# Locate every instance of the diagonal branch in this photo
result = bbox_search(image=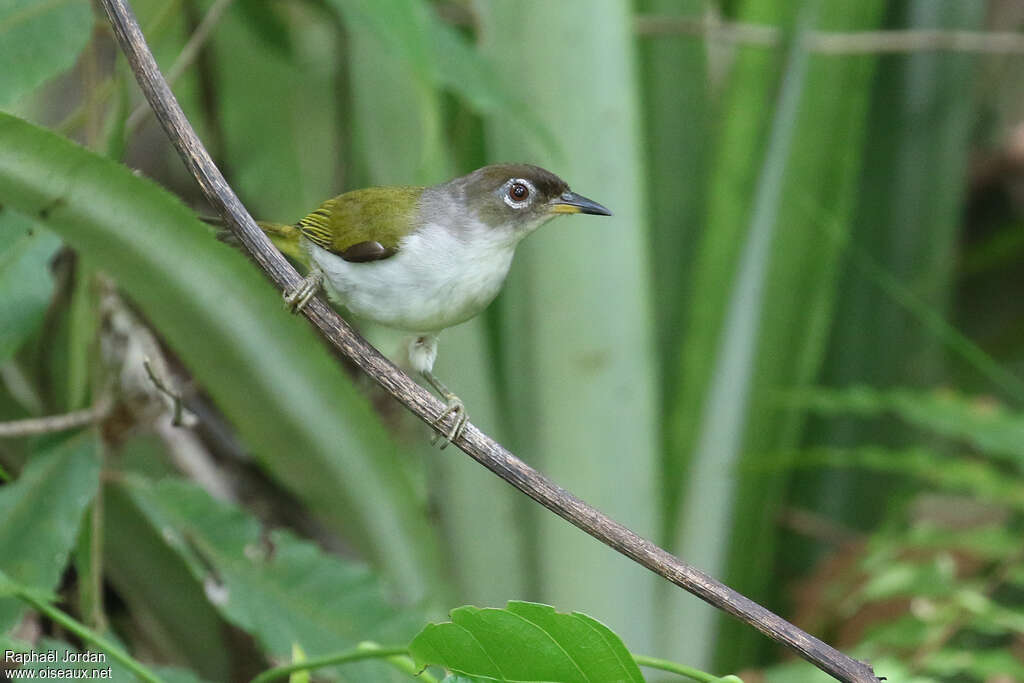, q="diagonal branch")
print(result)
[96,1,881,681]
